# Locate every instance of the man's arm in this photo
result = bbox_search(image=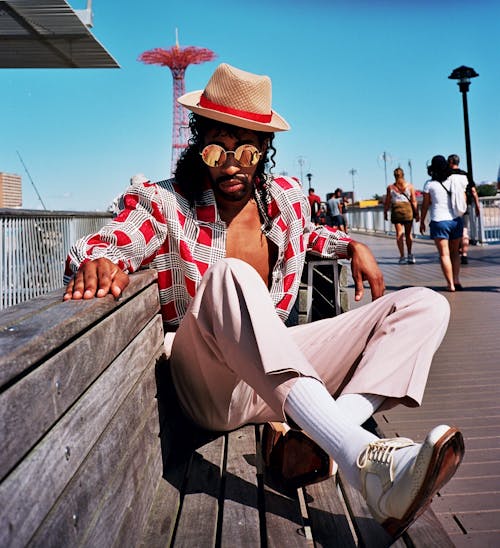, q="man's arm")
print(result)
[419,193,431,235]
[471,185,480,217]
[64,180,167,301]
[347,241,385,302]
[383,186,391,221]
[303,192,384,301]
[410,185,420,222]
